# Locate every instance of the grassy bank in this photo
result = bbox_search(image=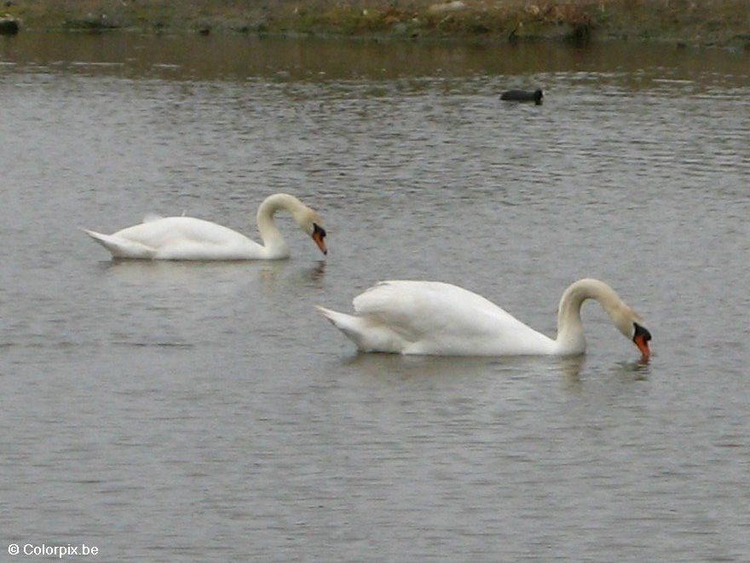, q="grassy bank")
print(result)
[2,0,750,47]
